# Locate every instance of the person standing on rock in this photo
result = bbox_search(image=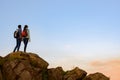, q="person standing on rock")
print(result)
[22,25,30,52]
[13,25,22,52]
